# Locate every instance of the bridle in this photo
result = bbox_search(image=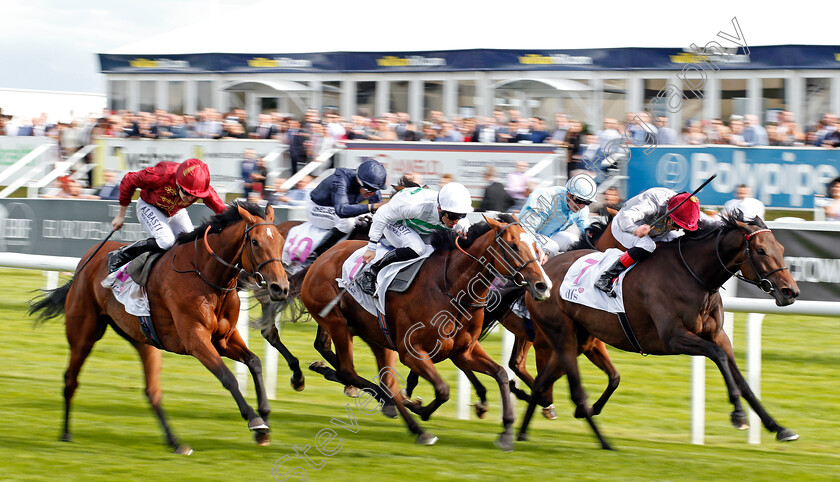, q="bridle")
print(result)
[678,226,788,294]
[717,228,789,294]
[451,221,540,288]
[173,221,283,292]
